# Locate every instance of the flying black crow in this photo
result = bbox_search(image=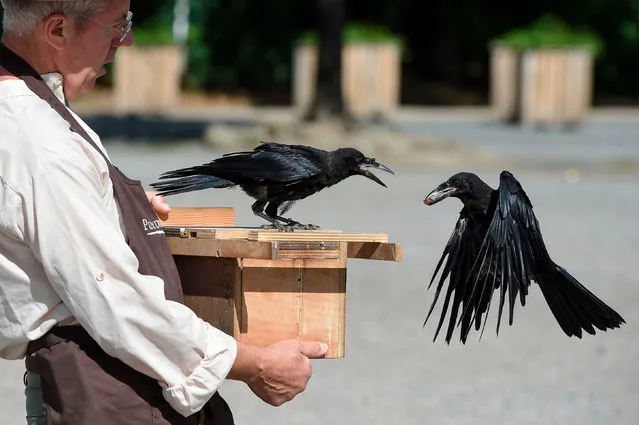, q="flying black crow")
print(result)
[422,170,625,343]
[151,141,394,231]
